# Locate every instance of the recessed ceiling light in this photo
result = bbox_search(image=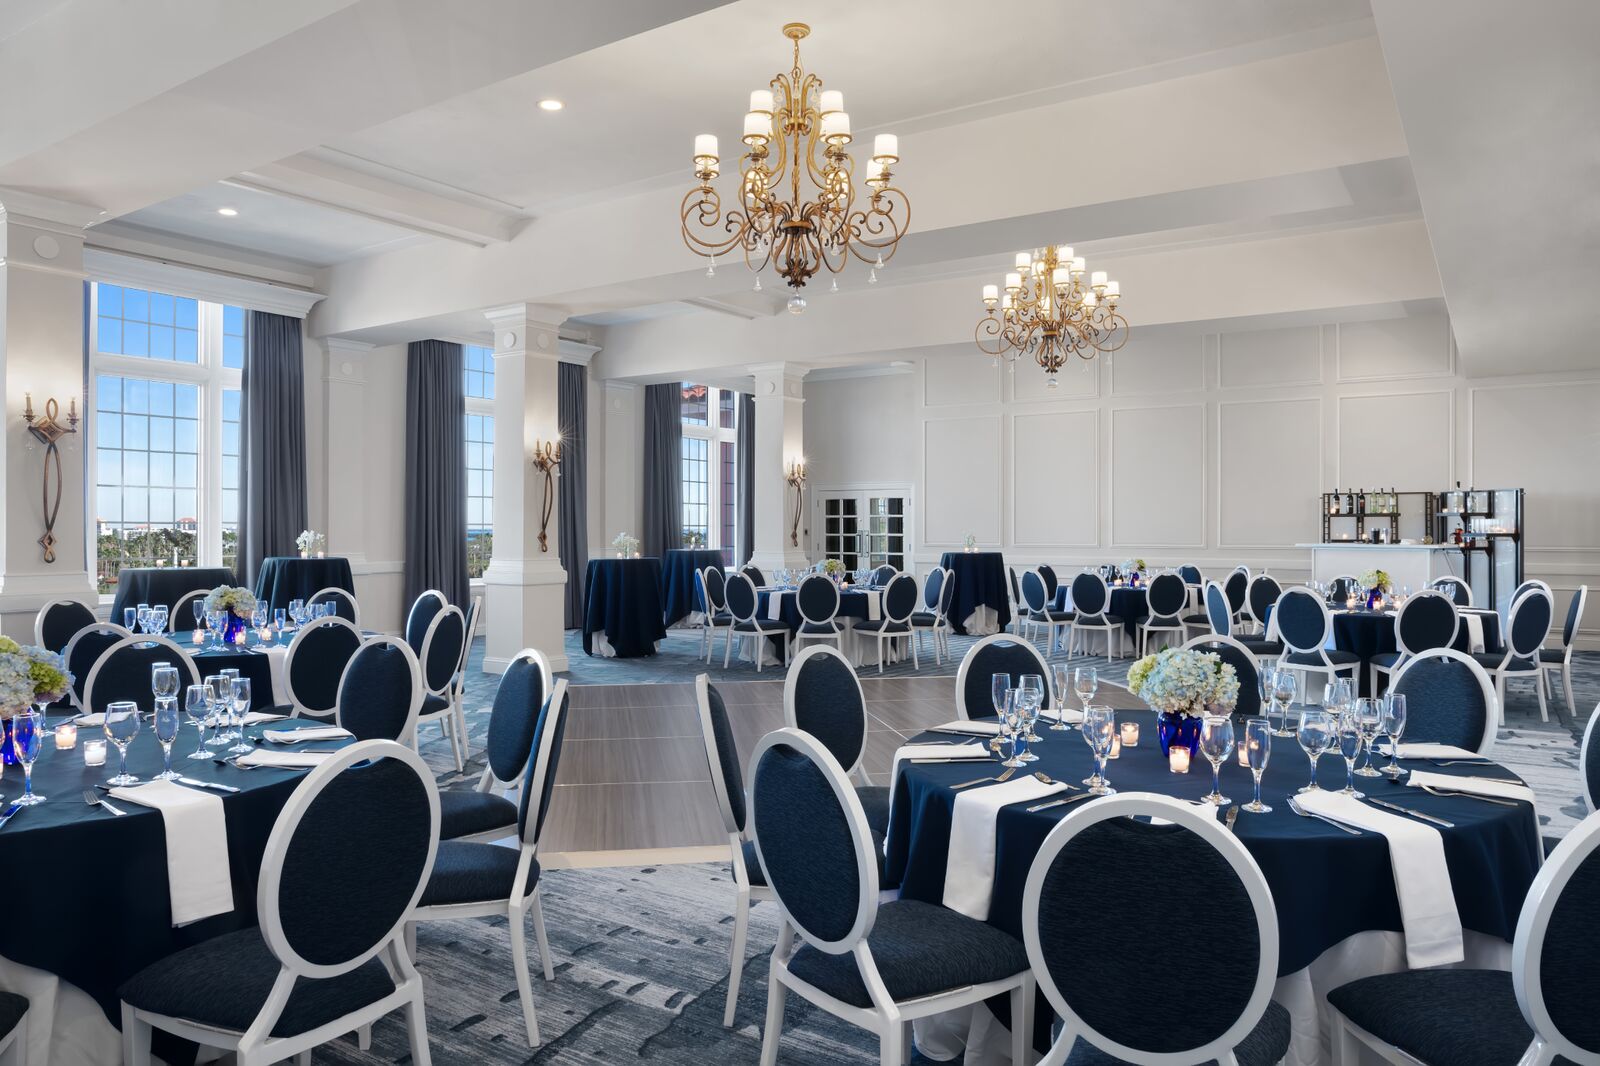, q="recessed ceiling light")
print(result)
[538,98,564,111]
[217,207,238,216]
